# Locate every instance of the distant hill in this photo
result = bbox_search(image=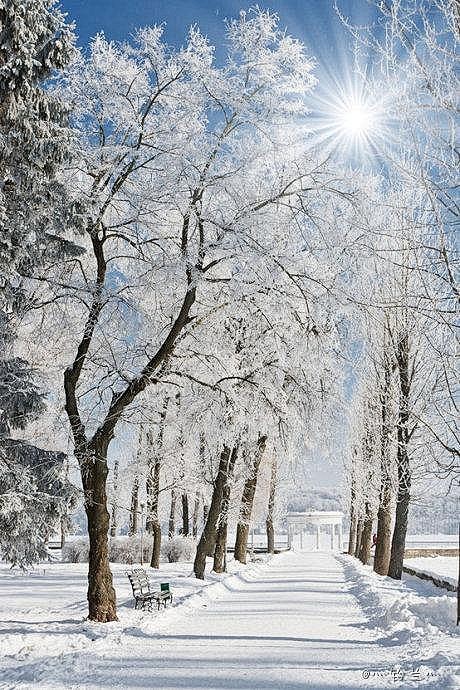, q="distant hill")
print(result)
[286,487,343,513]
[408,495,459,535]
